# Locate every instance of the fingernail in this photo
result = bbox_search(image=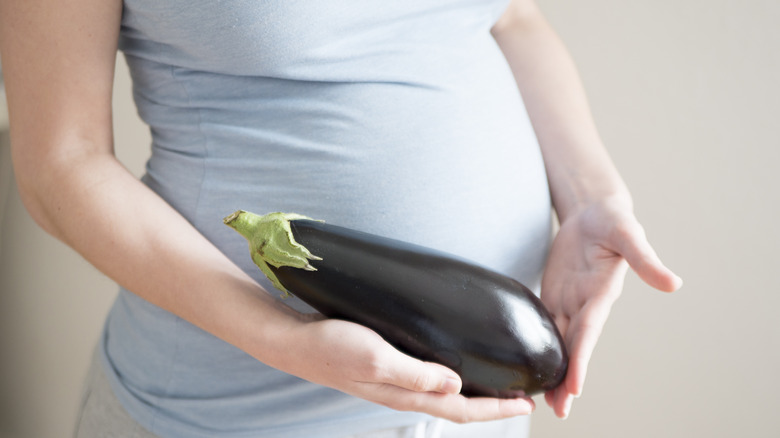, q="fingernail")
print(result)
[440,377,461,394]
